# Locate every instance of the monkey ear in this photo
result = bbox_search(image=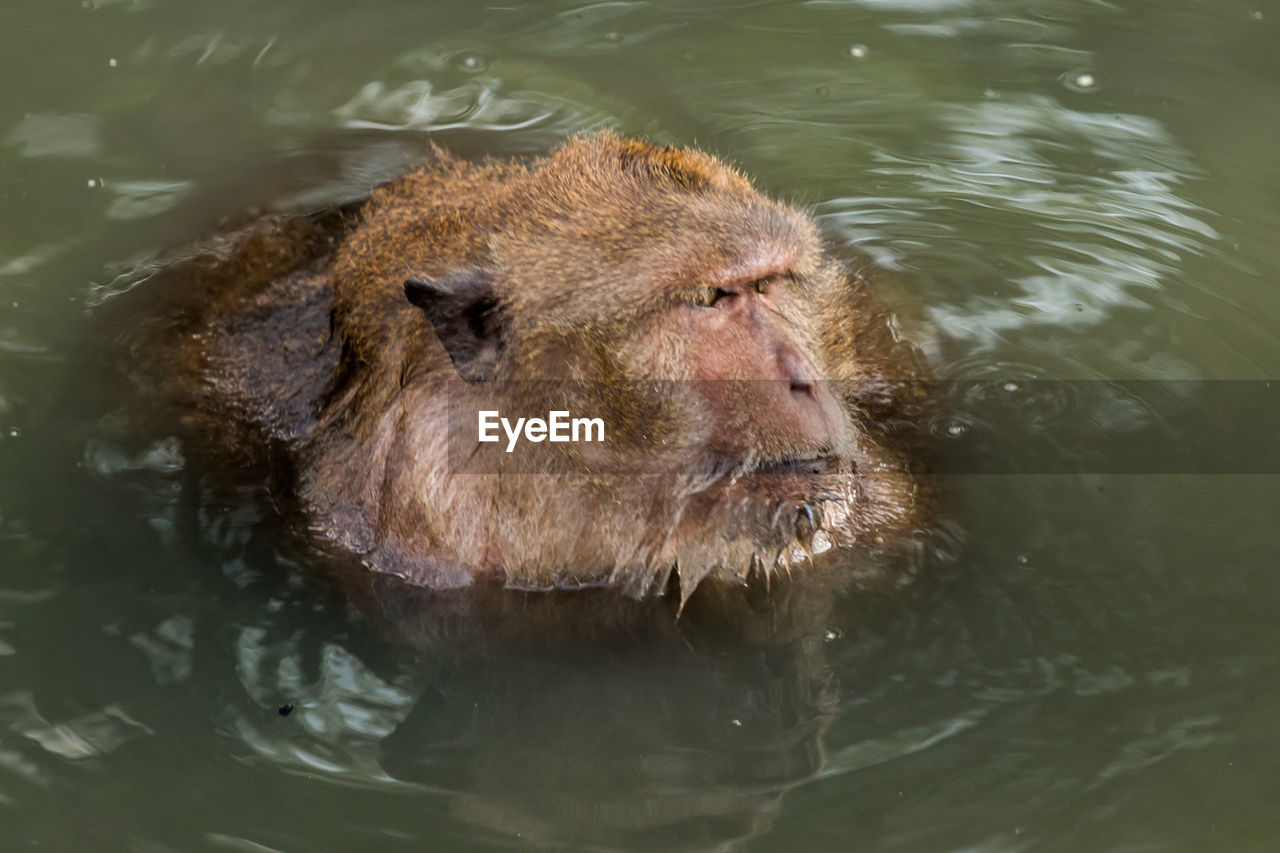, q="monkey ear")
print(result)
[404,271,505,383]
